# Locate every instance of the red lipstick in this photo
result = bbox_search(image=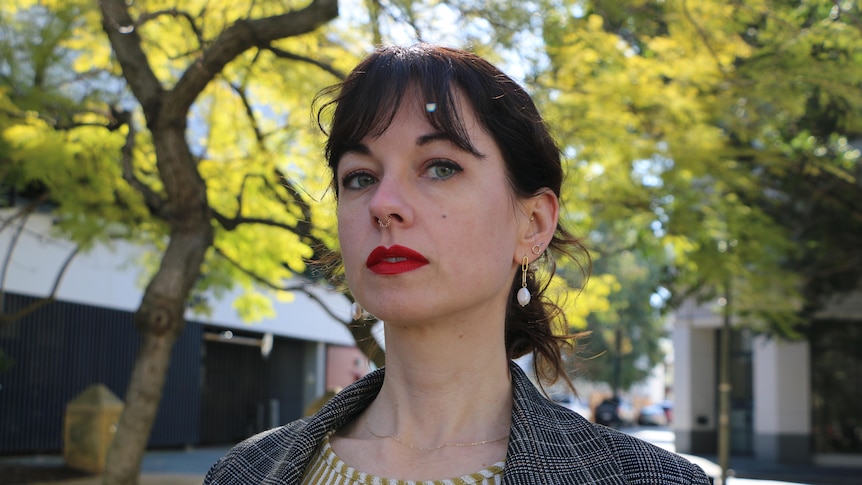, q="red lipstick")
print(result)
[366,245,429,275]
